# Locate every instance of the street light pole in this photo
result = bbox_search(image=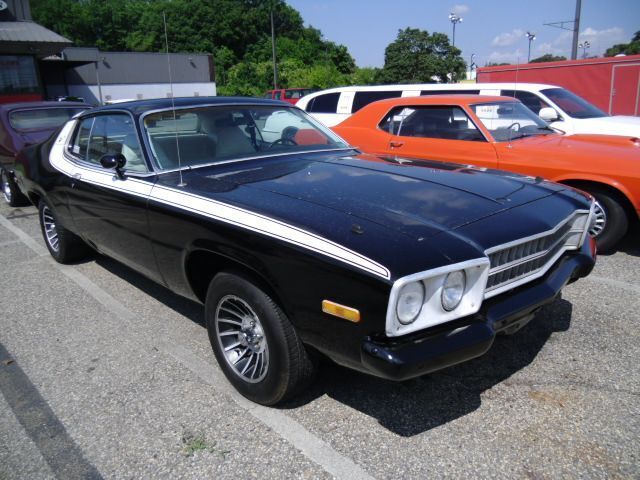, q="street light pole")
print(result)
[270,6,278,90]
[448,13,463,47]
[579,40,590,59]
[526,31,536,62]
